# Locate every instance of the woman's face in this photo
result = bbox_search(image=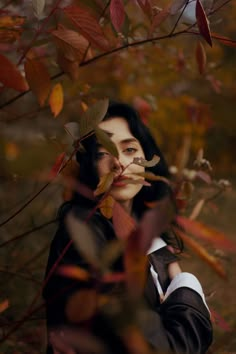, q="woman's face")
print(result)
[97,117,145,213]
